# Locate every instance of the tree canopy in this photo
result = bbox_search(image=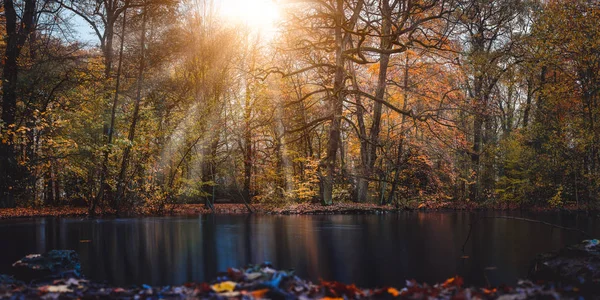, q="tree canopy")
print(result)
[0,0,598,212]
